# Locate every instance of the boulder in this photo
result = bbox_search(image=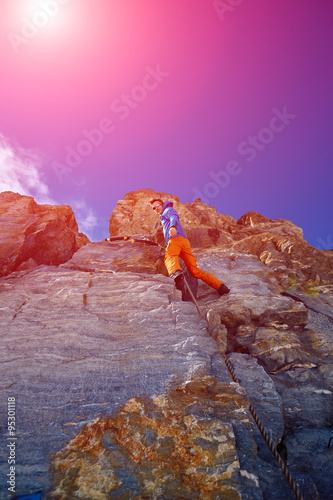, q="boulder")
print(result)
[0,191,90,277]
